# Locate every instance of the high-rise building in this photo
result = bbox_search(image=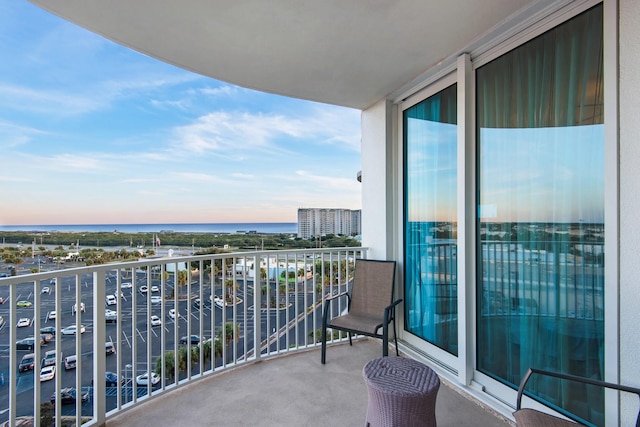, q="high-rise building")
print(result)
[297,208,361,239]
